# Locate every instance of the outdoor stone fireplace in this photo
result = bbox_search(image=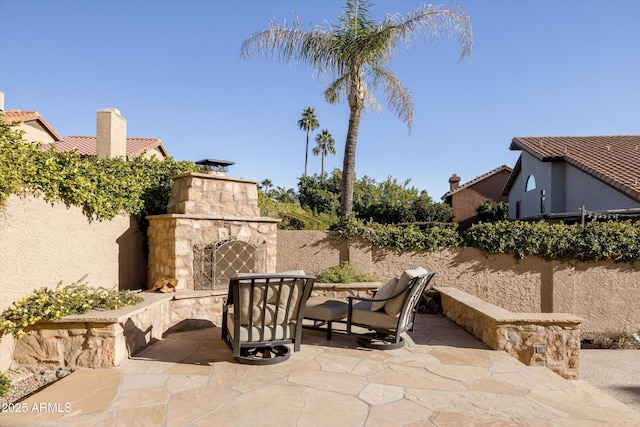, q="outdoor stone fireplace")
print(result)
[147,172,279,291]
